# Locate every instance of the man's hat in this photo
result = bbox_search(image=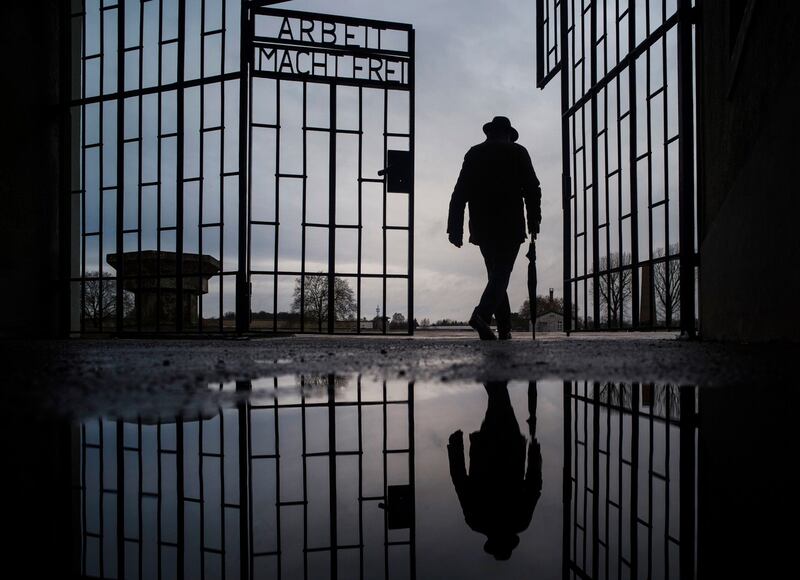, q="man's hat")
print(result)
[483,116,519,142]
[484,534,521,561]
